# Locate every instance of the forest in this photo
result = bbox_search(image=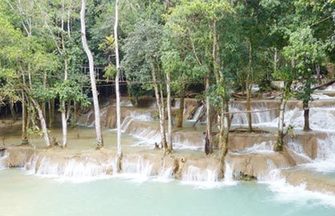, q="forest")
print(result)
[0,1,335,215]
